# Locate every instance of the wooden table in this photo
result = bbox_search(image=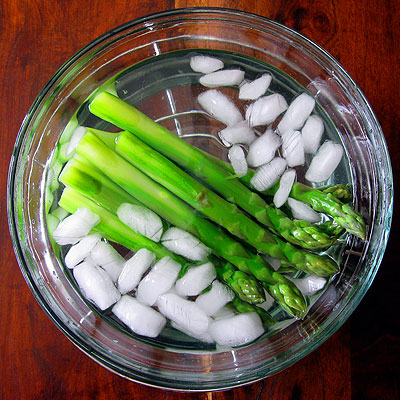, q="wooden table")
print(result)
[1,1,398,399]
